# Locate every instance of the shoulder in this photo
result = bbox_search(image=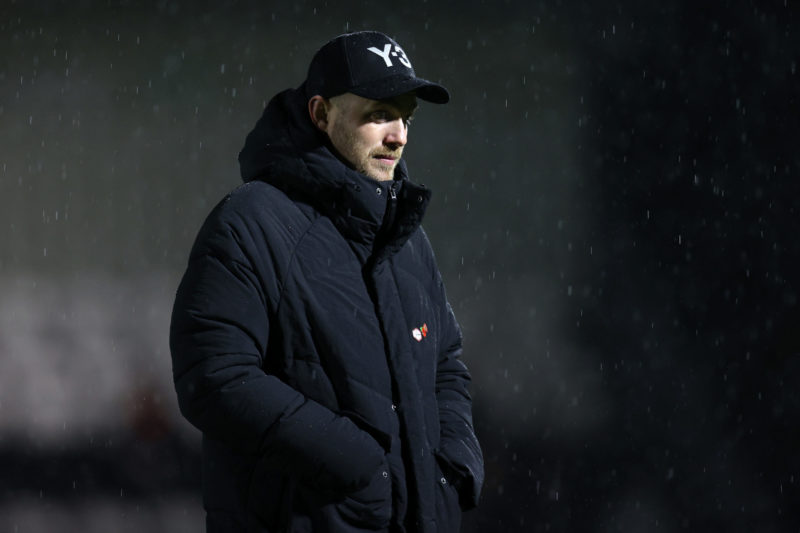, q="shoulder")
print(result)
[218,180,307,225]
[189,180,316,264]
